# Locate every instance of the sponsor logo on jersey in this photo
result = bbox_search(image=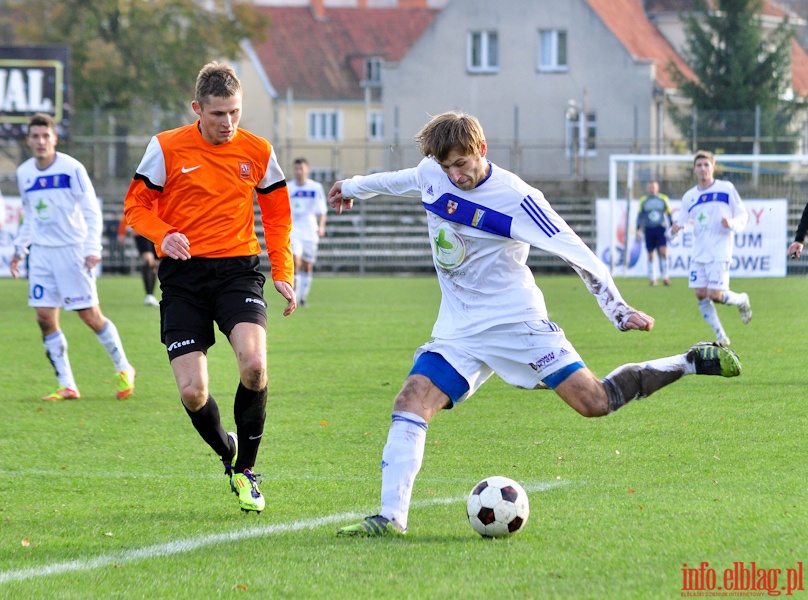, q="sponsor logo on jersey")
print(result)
[239,162,252,179]
[426,185,434,196]
[471,208,486,228]
[245,297,266,307]
[181,165,201,173]
[432,222,466,270]
[167,339,196,352]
